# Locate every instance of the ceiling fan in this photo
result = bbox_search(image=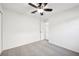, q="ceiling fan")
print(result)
[28,3,53,16]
